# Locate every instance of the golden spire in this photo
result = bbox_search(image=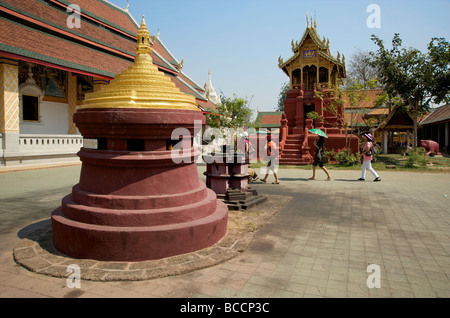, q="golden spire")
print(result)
[136,15,152,56]
[79,16,198,111]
